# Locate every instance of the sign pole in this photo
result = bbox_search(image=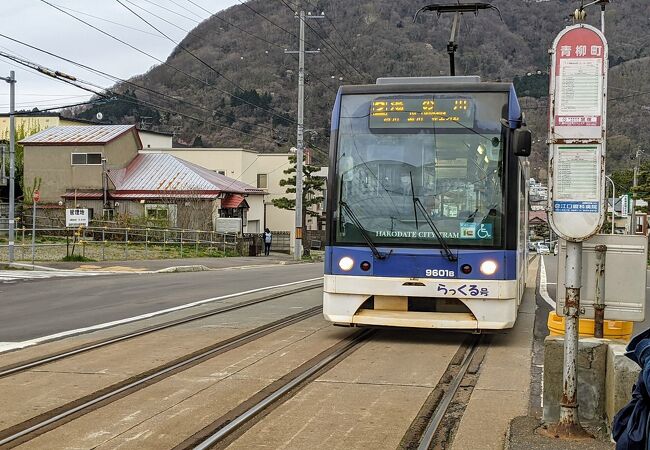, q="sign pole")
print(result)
[558,240,583,432]
[31,191,38,268]
[546,23,608,438]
